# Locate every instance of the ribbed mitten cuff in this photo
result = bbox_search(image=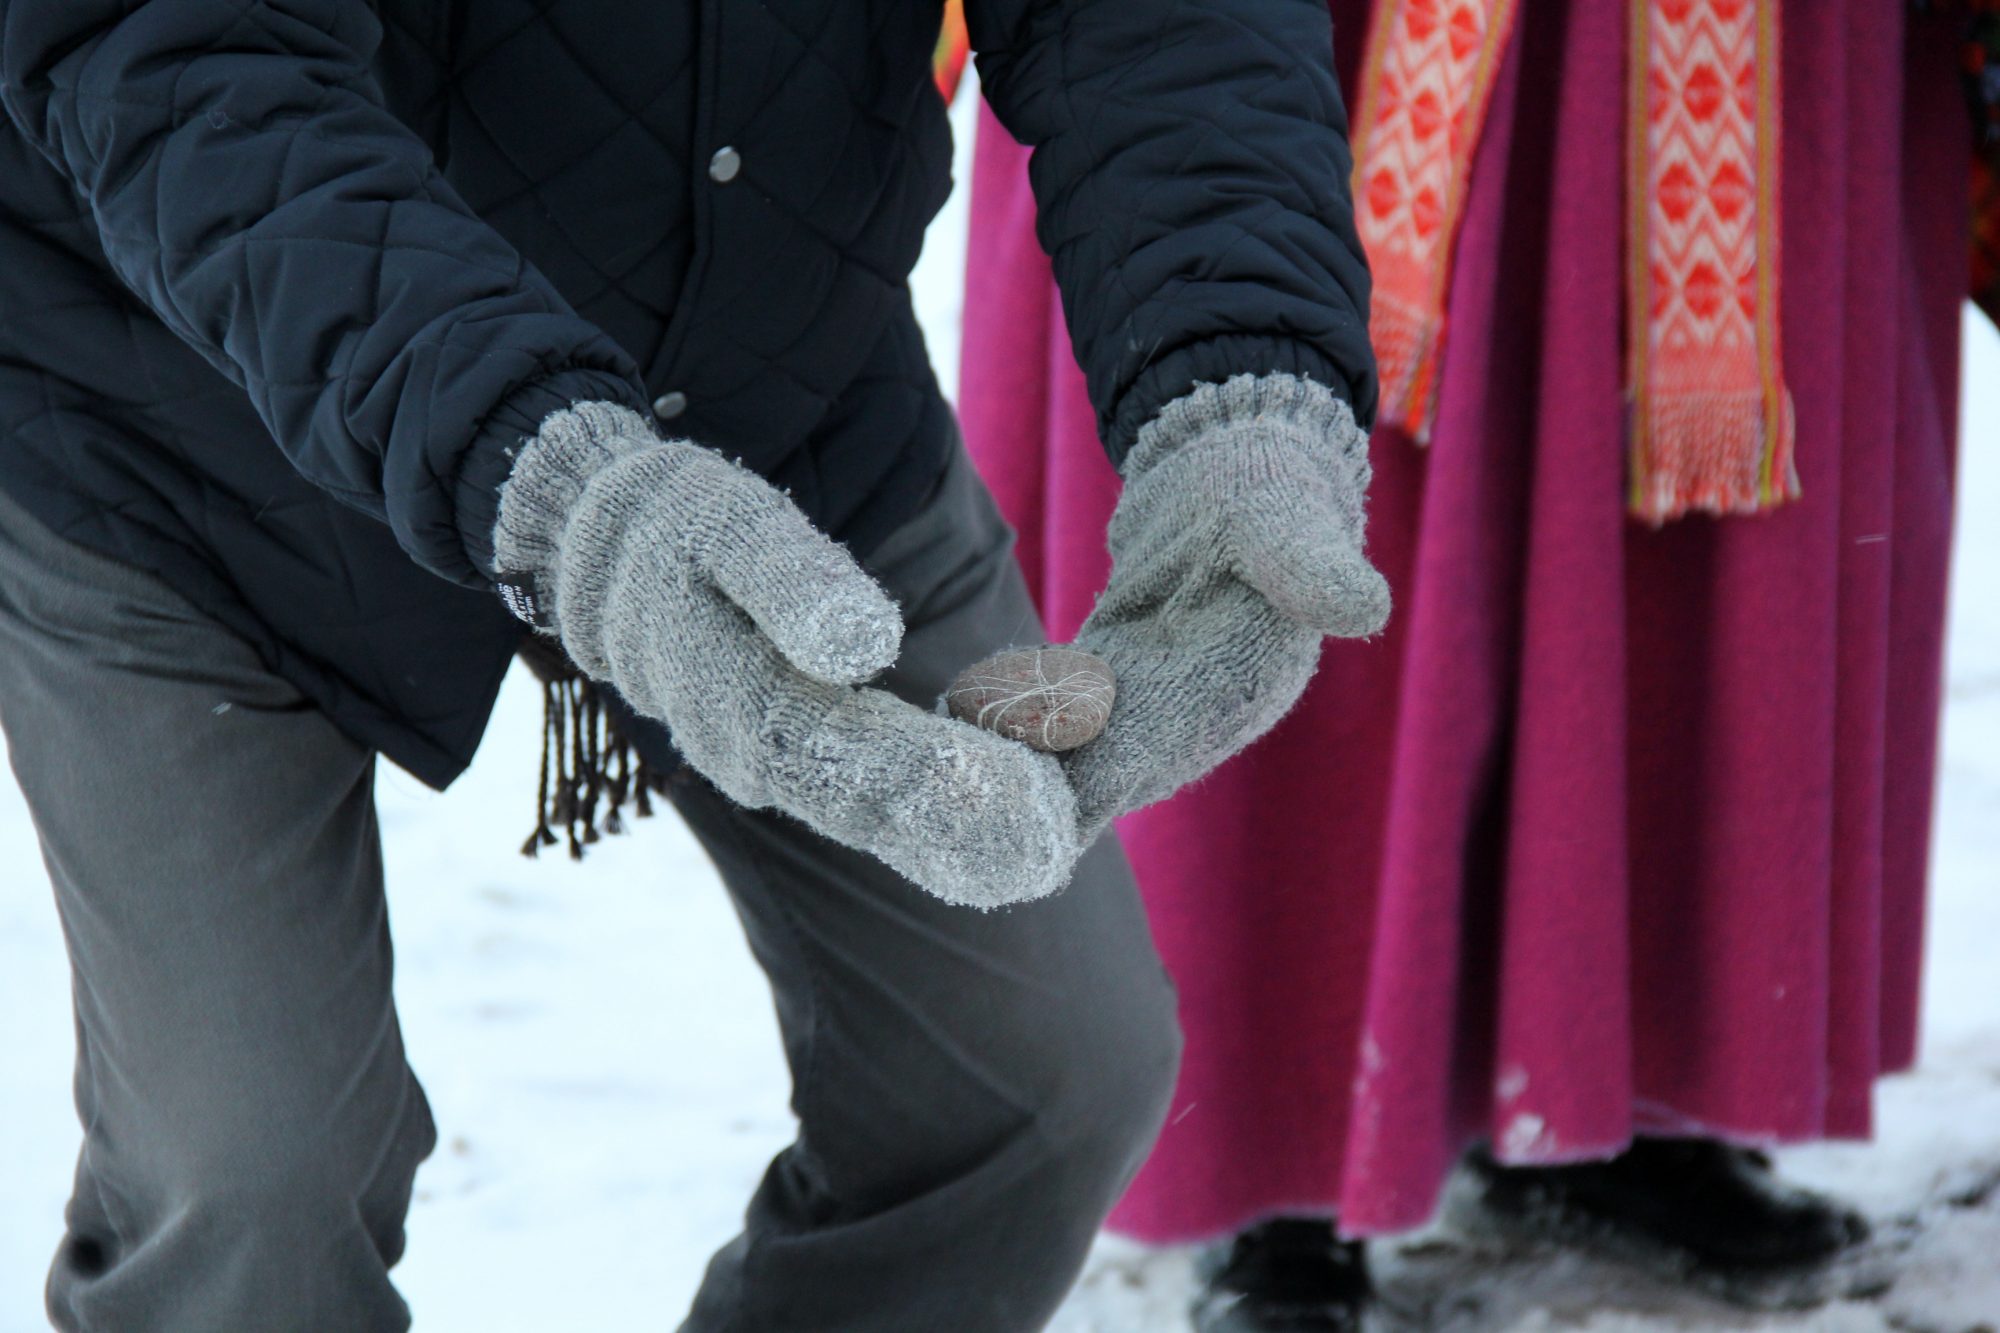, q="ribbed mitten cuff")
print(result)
[491,401,664,586]
[1125,372,1369,491]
